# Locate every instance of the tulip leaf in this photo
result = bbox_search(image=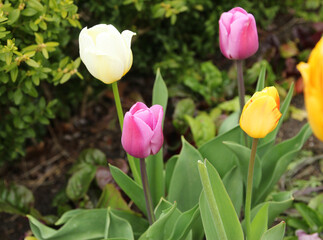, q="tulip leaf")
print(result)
[255,63,266,92]
[261,221,285,240]
[199,126,241,177]
[250,203,269,240]
[259,83,294,148]
[198,159,244,240]
[295,203,322,230]
[146,68,168,207]
[152,68,168,122]
[256,123,311,203]
[251,191,293,226]
[146,151,165,208]
[168,137,203,212]
[28,209,135,240]
[139,199,180,240]
[110,165,146,215]
[222,141,262,191]
[165,155,178,193]
[218,111,239,135]
[96,184,132,212]
[222,166,243,216]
